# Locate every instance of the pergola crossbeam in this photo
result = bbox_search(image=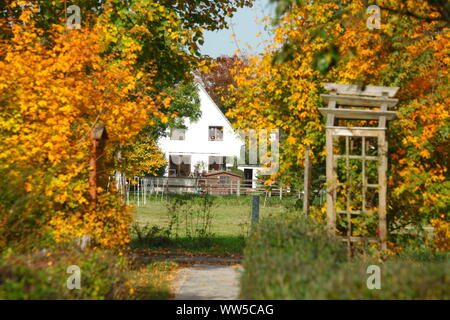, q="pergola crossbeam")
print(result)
[319,108,397,121]
[322,83,399,97]
[320,94,399,108]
